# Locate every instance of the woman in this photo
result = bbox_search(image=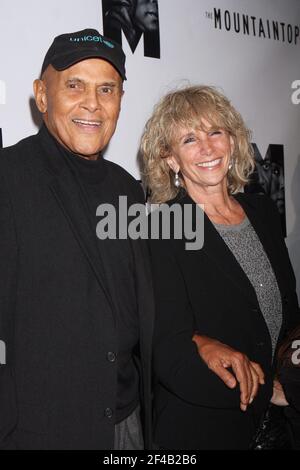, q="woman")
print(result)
[141,86,299,449]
